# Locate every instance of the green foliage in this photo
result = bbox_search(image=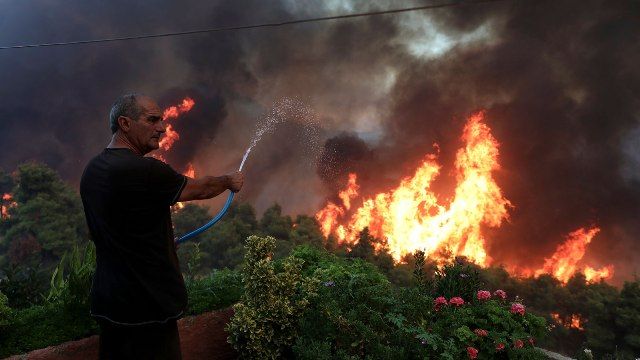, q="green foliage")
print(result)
[46,243,95,307]
[292,246,547,359]
[198,202,258,270]
[0,244,97,357]
[227,235,319,359]
[0,301,98,357]
[173,203,211,239]
[430,259,483,302]
[185,269,242,315]
[0,291,11,329]
[0,263,45,308]
[0,162,87,269]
